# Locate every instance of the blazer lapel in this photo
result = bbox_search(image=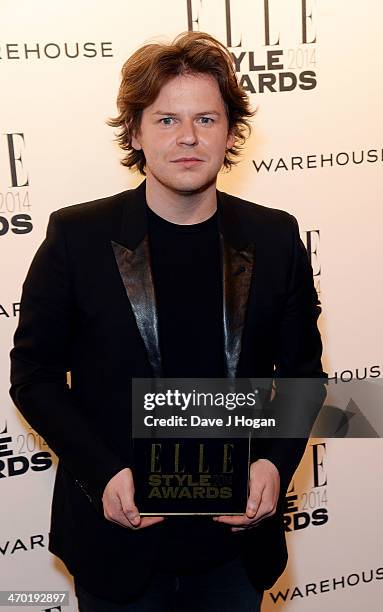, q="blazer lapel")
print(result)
[218,191,255,378]
[111,180,162,377]
[111,237,162,377]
